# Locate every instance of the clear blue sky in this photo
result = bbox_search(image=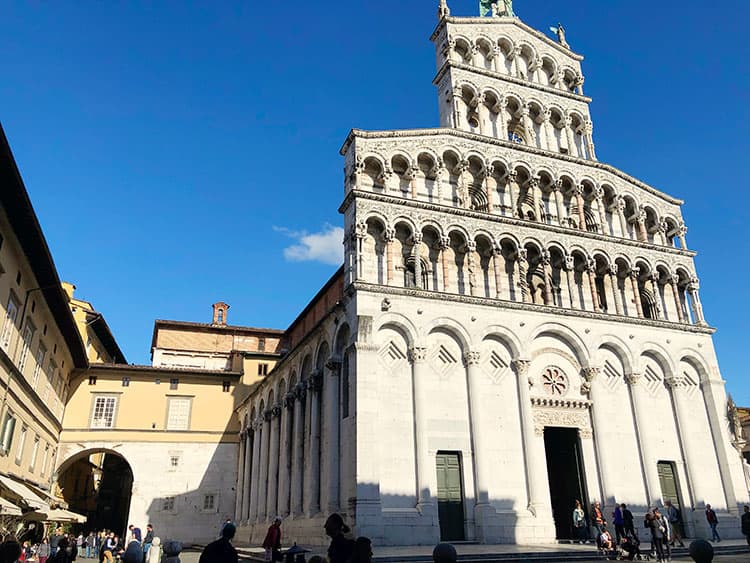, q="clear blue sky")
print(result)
[2,1,749,400]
